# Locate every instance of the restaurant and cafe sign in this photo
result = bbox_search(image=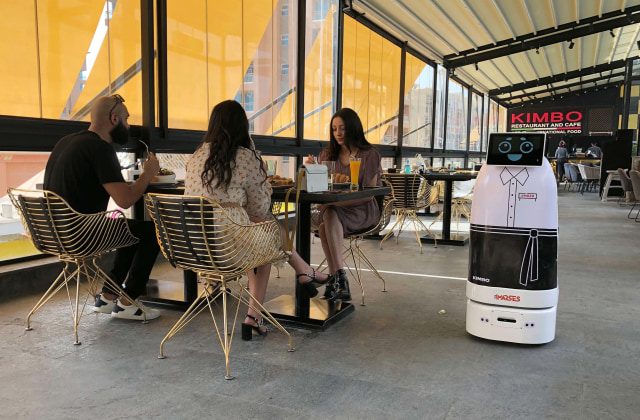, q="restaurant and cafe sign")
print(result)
[508,109,584,134]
